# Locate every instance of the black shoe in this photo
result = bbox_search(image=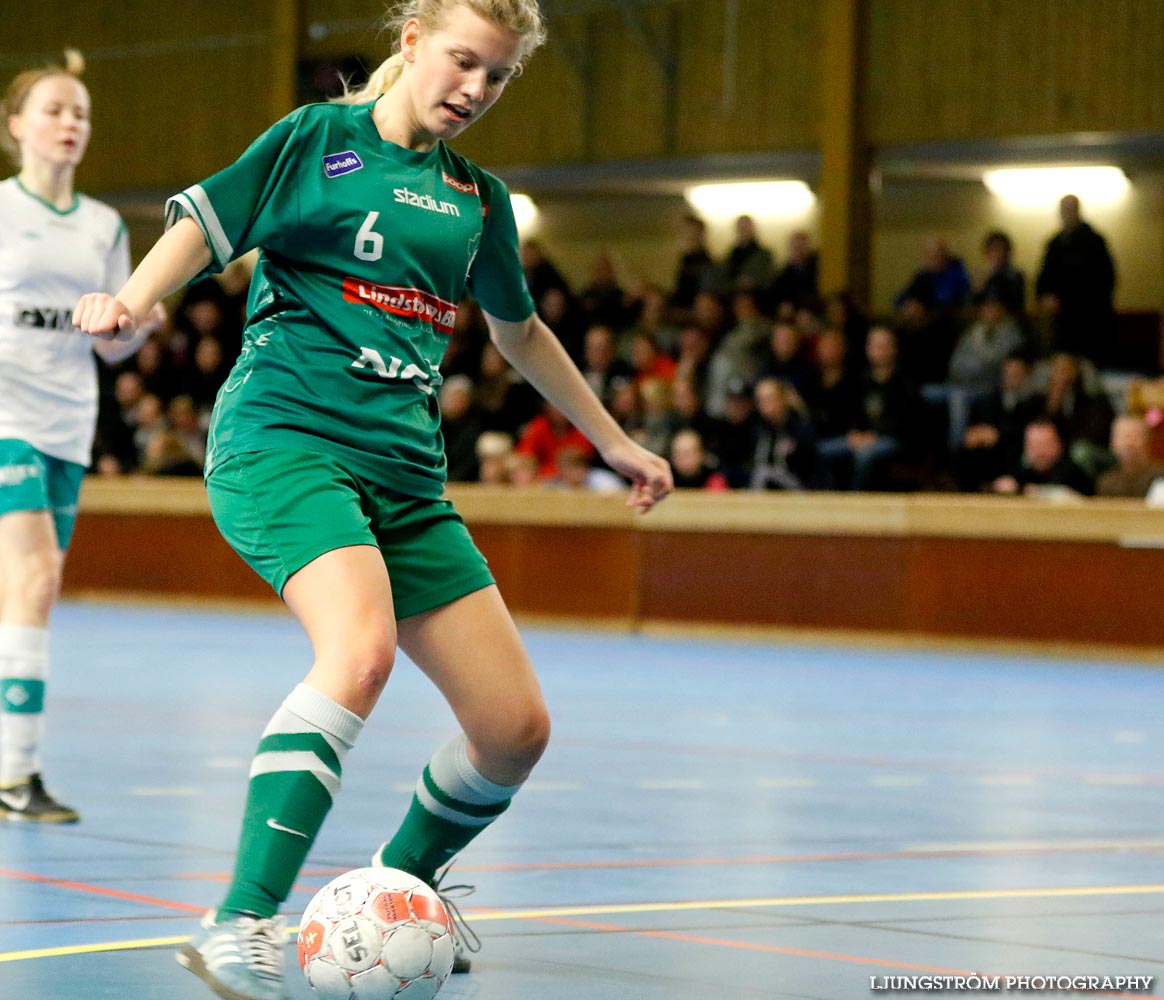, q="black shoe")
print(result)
[0,773,80,823]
